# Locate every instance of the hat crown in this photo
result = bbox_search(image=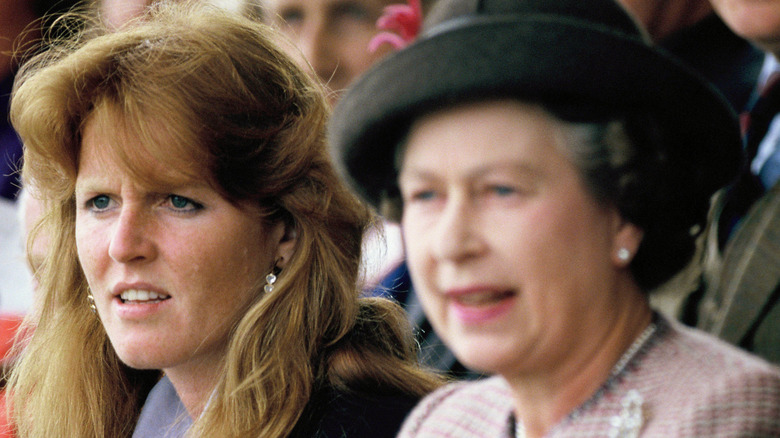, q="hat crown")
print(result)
[328,0,741,227]
[424,0,646,41]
